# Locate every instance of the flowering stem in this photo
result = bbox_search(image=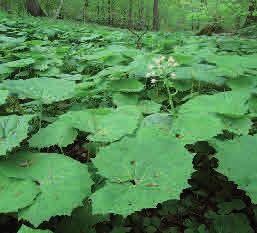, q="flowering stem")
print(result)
[166,84,175,113]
